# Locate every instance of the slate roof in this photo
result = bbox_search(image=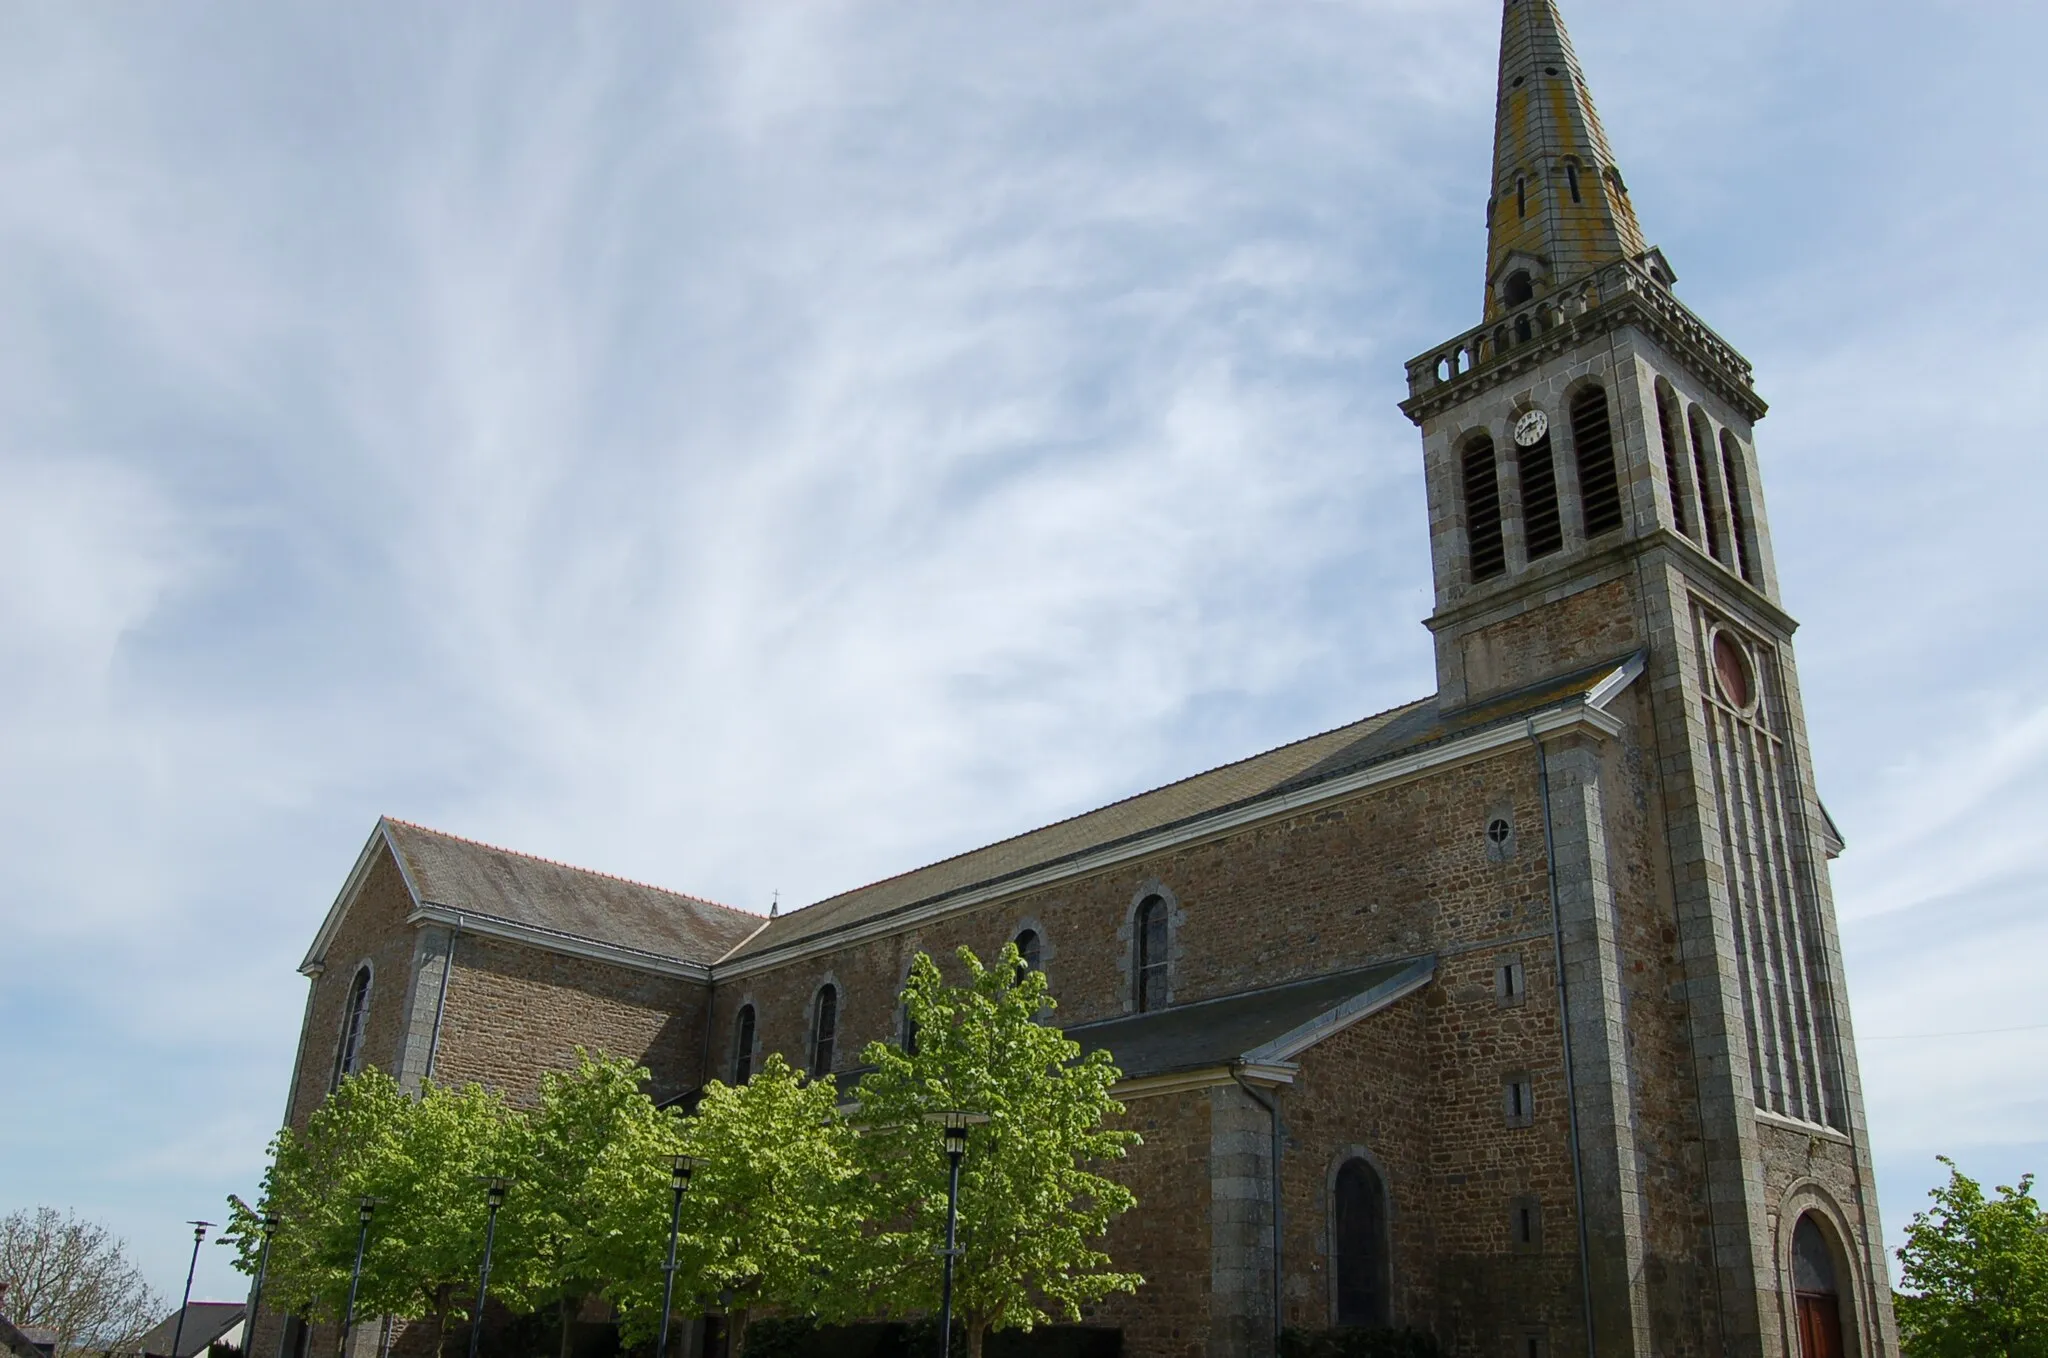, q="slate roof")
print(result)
[731,654,1638,960]
[1067,958,1431,1081]
[380,820,763,967]
[130,1303,244,1358]
[0,1317,51,1358]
